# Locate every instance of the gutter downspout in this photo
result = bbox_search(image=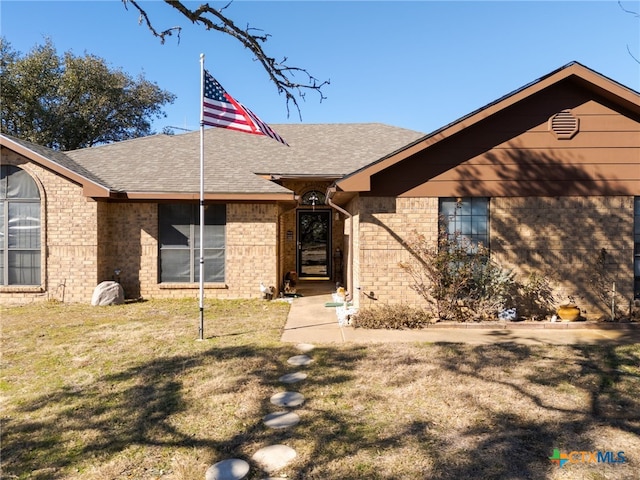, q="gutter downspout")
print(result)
[326,186,353,302]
